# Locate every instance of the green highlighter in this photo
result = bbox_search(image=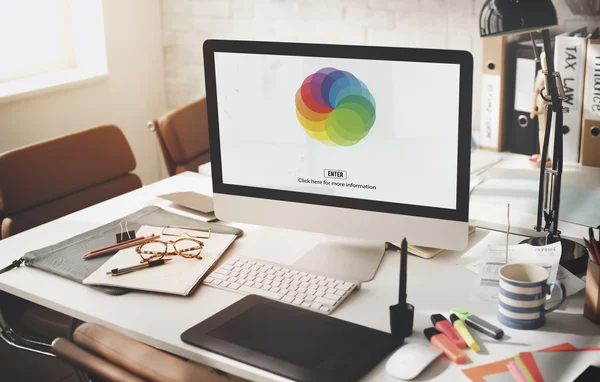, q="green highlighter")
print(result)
[450,308,504,339]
